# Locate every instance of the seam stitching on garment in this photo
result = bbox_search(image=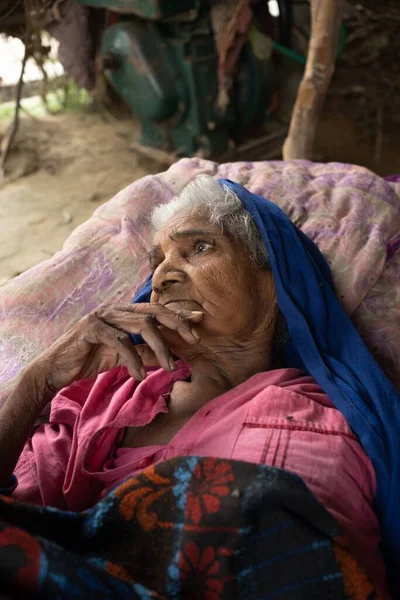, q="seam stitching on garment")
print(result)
[244,422,357,440]
[260,432,269,463]
[281,429,289,468]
